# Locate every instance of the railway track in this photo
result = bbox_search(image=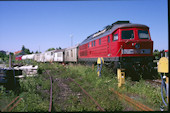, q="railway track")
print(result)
[146,79,161,86]
[46,70,104,112]
[49,75,53,112]
[69,78,105,111]
[45,68,158,112]
[1,96,23,112]
[110,88,153,111]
